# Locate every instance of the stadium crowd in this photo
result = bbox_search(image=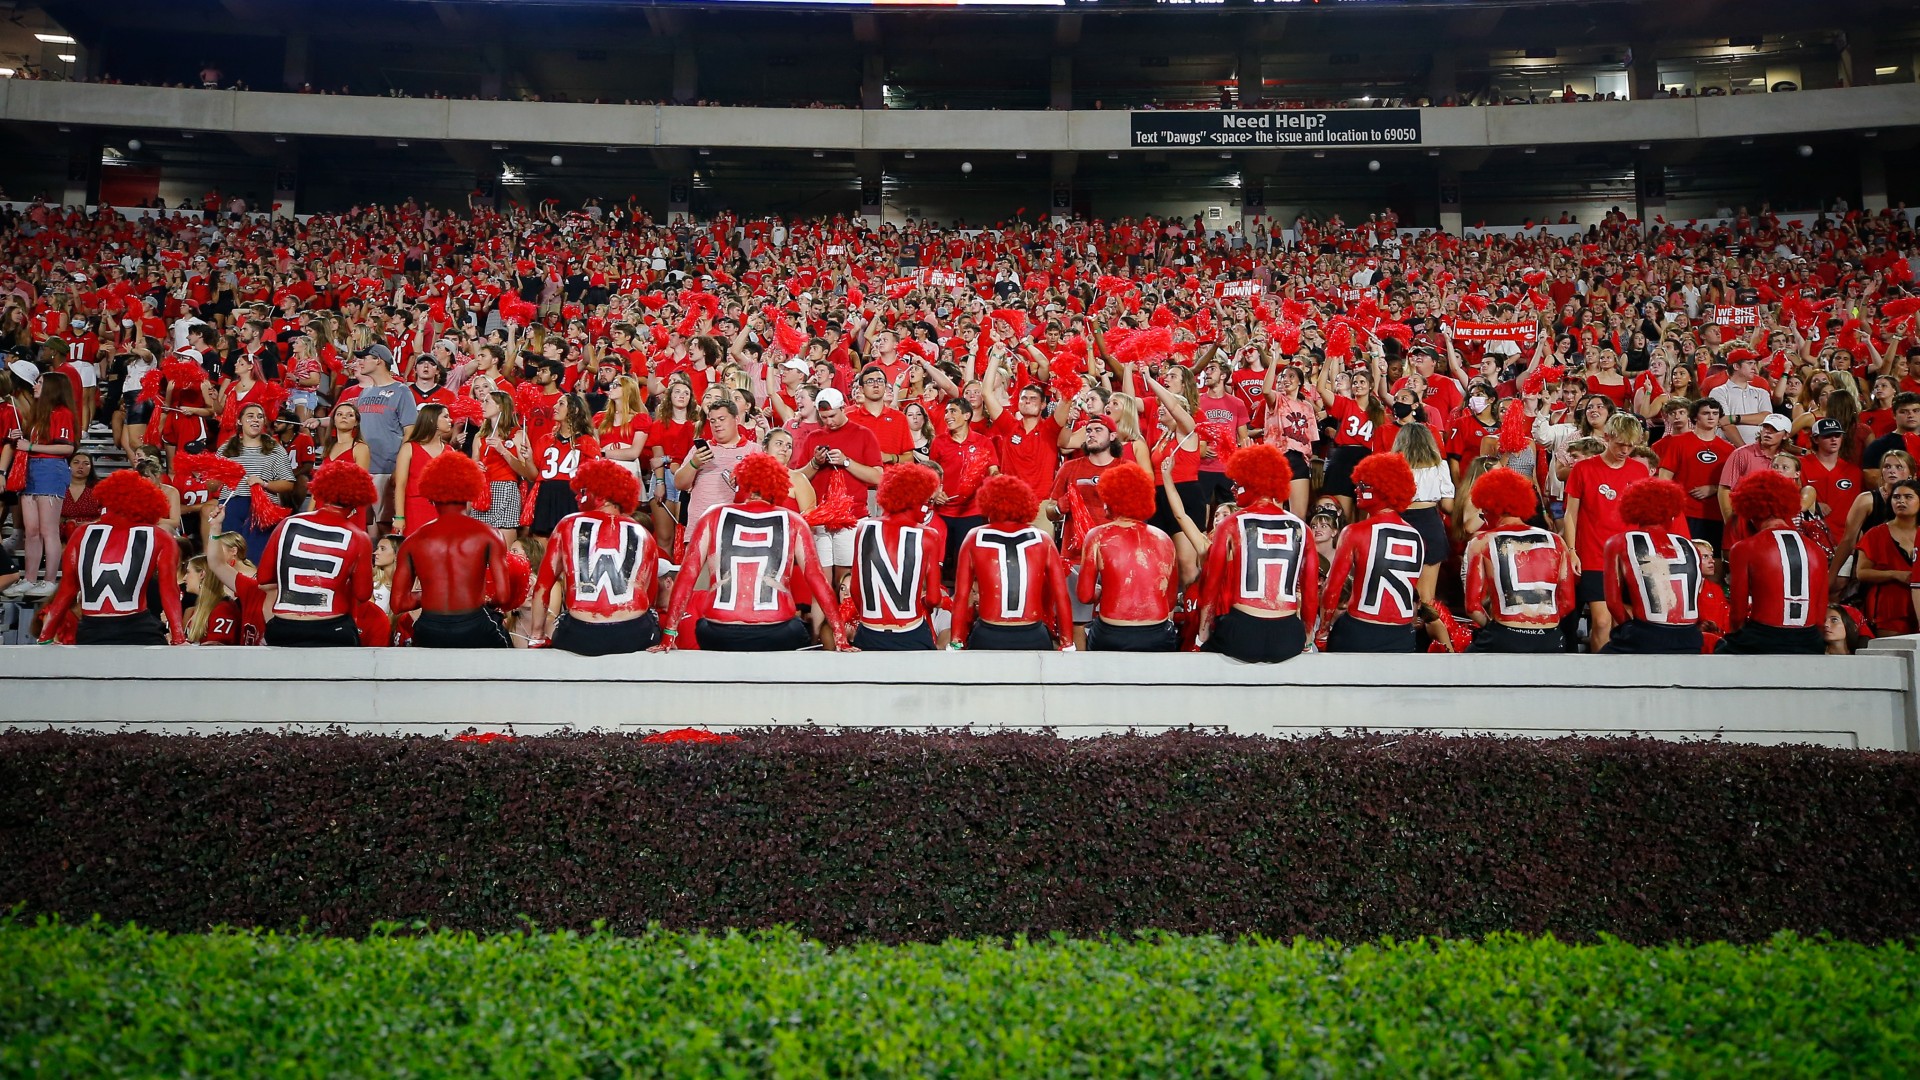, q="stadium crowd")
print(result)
[0,194,1911,657]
